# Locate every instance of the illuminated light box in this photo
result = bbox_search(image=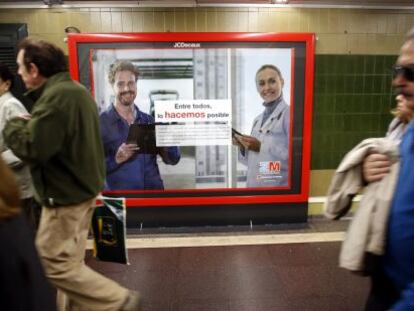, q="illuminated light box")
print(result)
[68,32,315,227]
